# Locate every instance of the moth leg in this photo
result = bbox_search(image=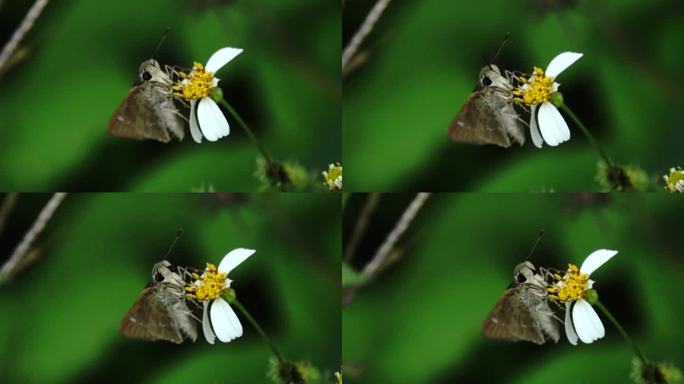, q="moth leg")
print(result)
[174,97,190,110]
[174,109,189,123]
[164,64,185,82]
